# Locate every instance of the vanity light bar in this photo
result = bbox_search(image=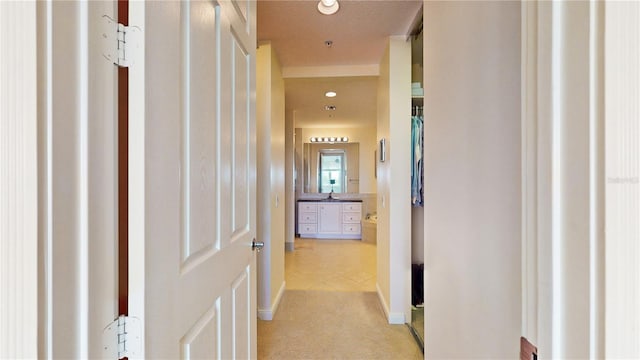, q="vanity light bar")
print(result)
[309,136,349,143]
